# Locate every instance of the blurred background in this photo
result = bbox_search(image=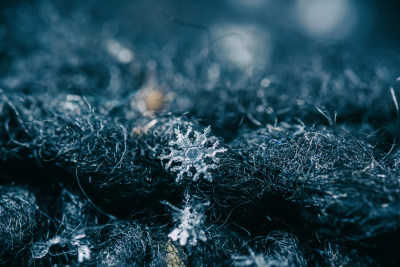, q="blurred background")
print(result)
[1,0,399,70]
[1,0,400,140]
